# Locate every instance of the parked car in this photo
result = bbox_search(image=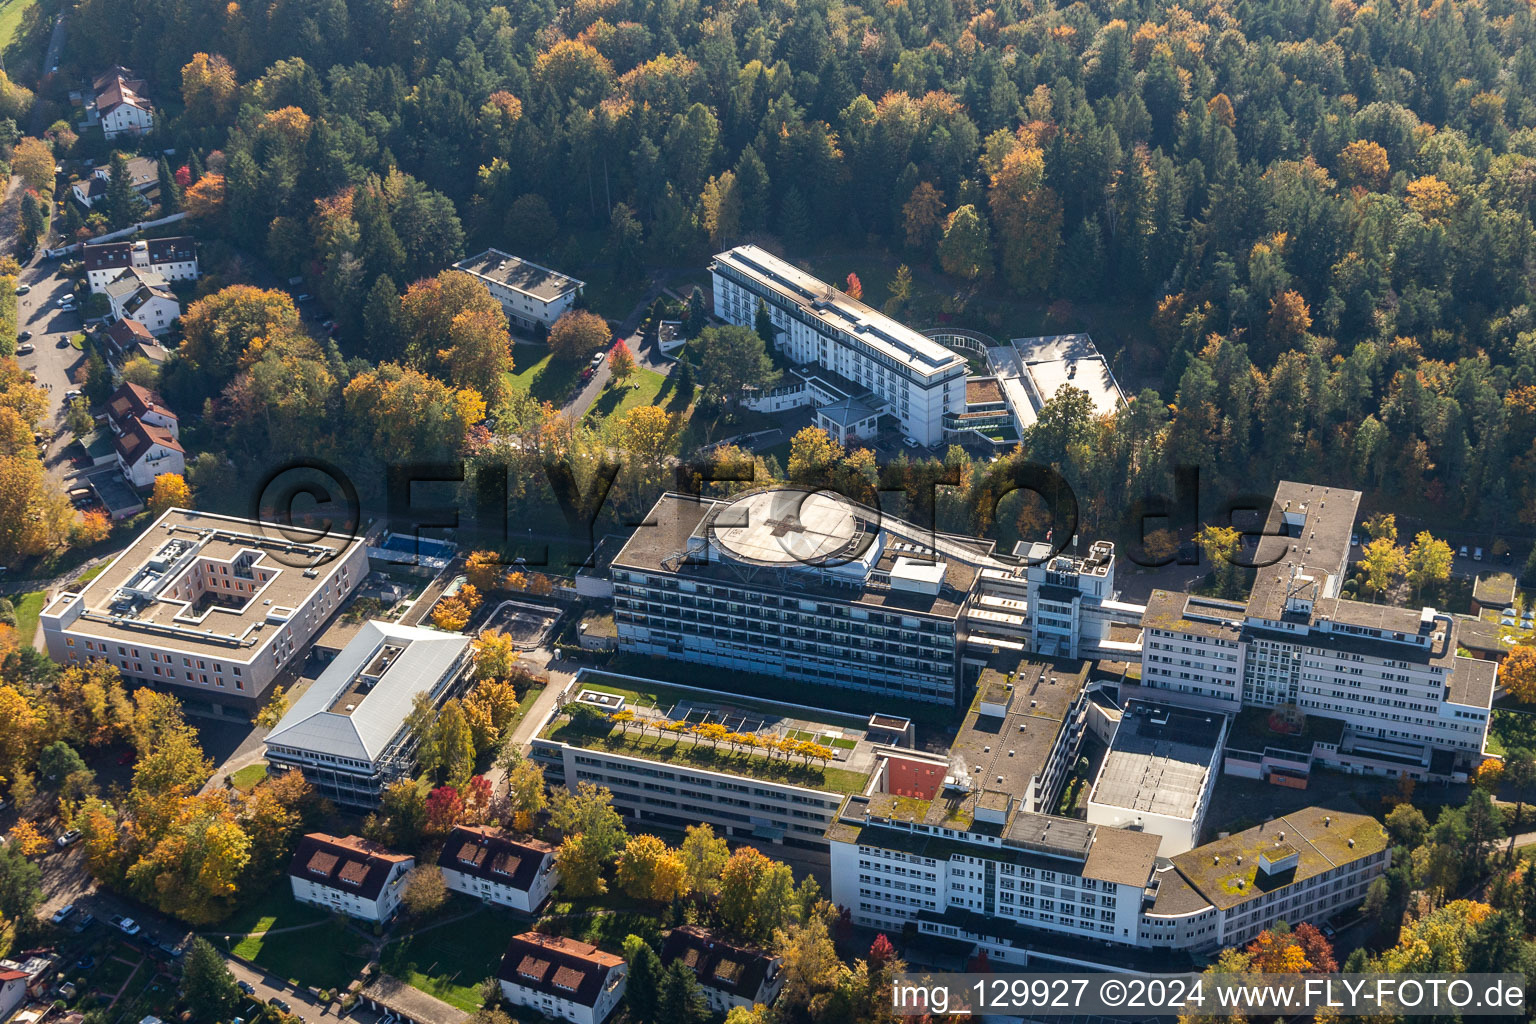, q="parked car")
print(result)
[15,344,32,355]
[14,284,29,295]
[293,293,313,303]
[1473,547,1484,561]
[590,349,607,368]
[237,981,255,996]
[270,998,291,1013]
[56,294,75,307]
[63,389,82,400]
[56,829,81,847]
[59,304,78,313]
[903,436,920,449]
[73,913,94,933]
[111,915,140,935]
[50,903,76,924]
[1459,545,1469,558]
[17,330,31,341]
[1350,533,1360,547]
